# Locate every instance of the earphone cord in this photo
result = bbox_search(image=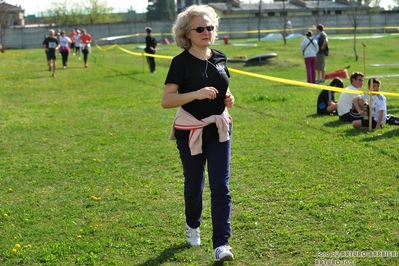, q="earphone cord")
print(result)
[205,59,208,78]
[201,50,217,78]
